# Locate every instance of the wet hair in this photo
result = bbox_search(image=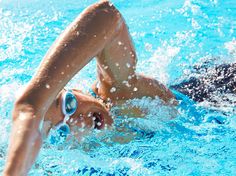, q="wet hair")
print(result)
[170,63,236,102]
